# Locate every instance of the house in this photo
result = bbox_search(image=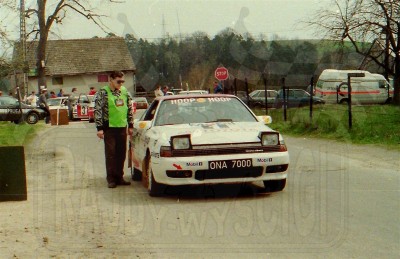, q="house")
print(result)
[13,37,136,95]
